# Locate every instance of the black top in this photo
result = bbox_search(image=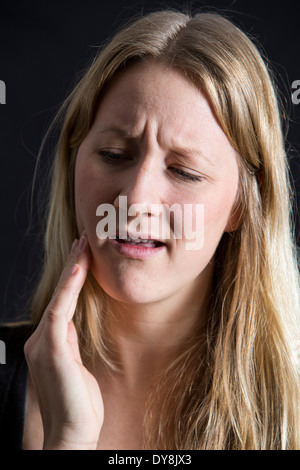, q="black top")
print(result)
[0,324,33,450]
